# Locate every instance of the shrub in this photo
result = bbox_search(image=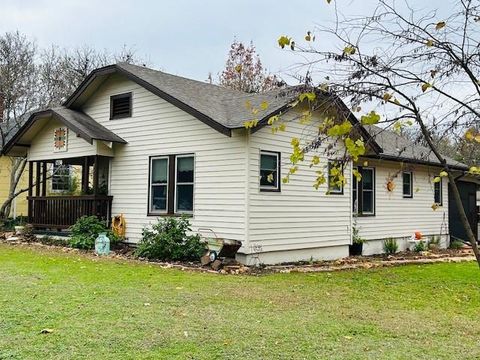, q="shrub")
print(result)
[413,240,427,252]
[449,240,464,250]
[383,238,398,255]
[69,216,117,250]
[135,216,205,261]
[428,235,441,250]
